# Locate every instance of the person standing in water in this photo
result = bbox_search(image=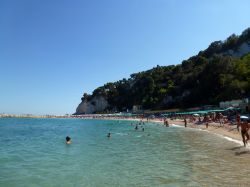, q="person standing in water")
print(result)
[135,124,138,130]
[107,132,111,138]
[165,119,169,127]
[66,136,71,144]
[184,118,187,128]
